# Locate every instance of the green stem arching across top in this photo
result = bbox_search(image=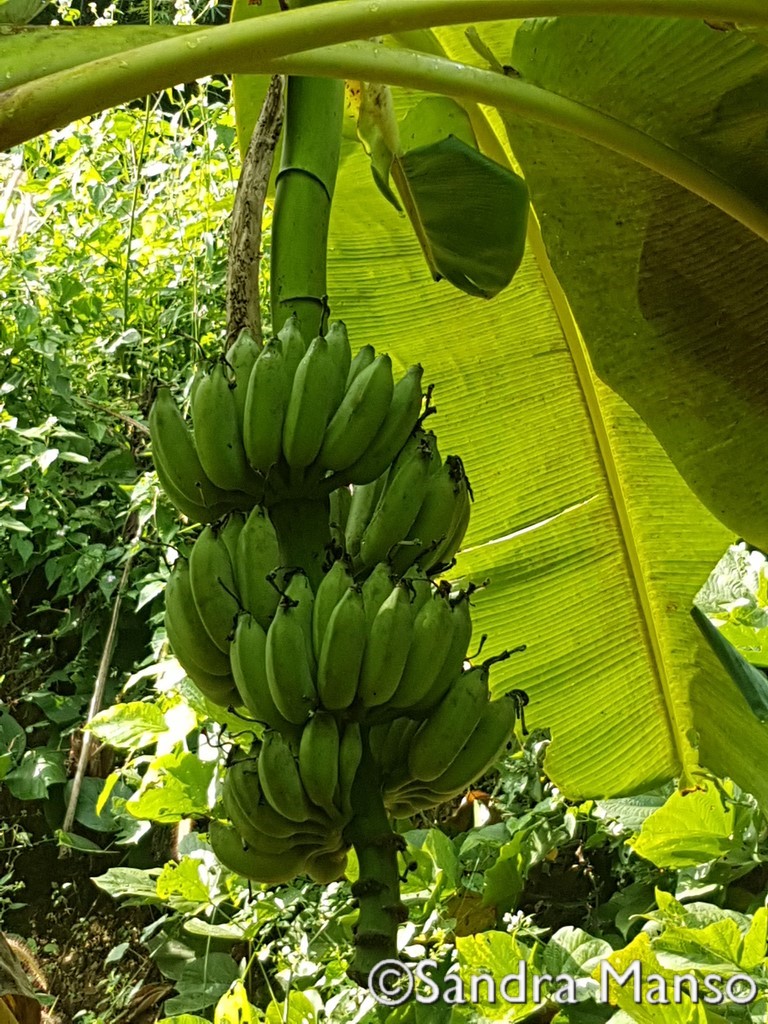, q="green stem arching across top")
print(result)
[270,74,344,343]
[3,7,768,242]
